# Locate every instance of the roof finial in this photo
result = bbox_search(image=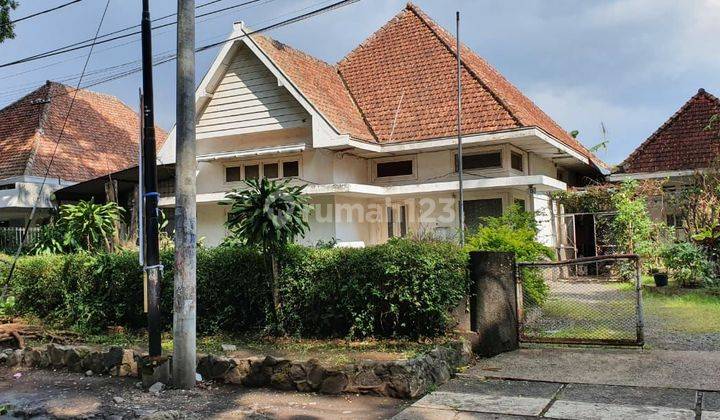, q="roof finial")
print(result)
[698,88,706,94]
